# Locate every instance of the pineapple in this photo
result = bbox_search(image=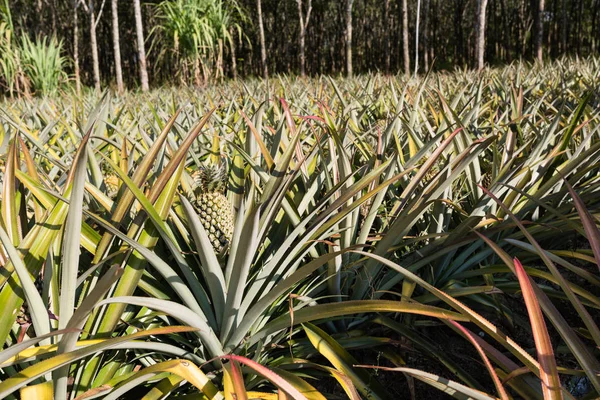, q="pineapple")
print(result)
[192,162,234,255]
[16,272,45,341]
[104,173,120,199]
[101,161,120,199]
[419,160,441,183]
[481,172,493,188]
[481,161,493,189]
